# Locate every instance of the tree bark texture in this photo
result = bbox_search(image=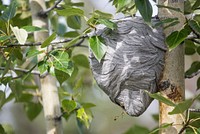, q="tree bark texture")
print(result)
[29,0,63,134]
[158,0,185,133]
